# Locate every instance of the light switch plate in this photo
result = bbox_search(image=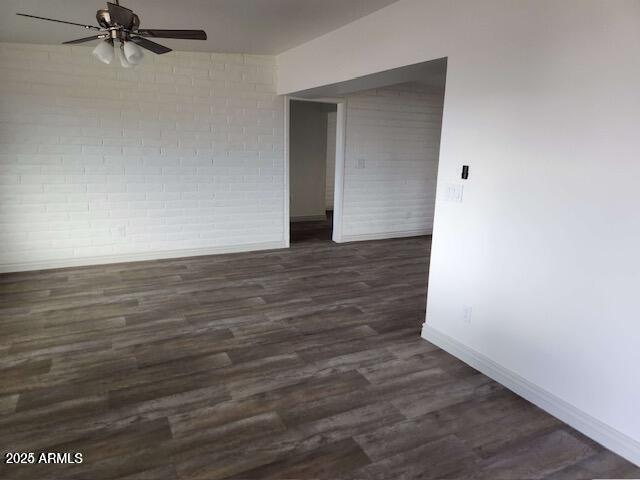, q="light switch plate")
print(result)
[443,183,464,203]
[357,158,366,169]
